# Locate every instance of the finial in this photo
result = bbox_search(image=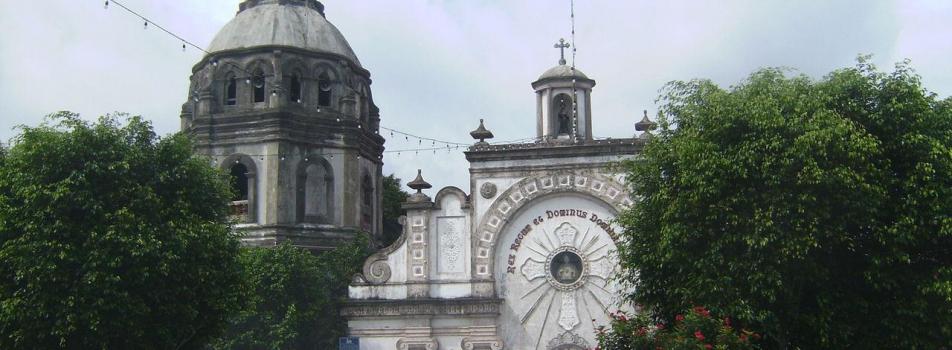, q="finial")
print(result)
[636,110,658,138]
[554,38,570,65]
[239,0,325,17]
[407,169,432,194]
[406,169,433,203]
[469,119,495,145]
